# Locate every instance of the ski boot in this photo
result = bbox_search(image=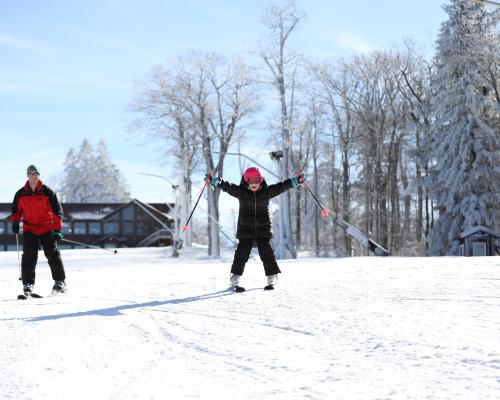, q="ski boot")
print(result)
[23,283,33,295]
[18,283,42,299]
[52,281,67,295]
[230,274,245,293]
[264,274,278,290]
